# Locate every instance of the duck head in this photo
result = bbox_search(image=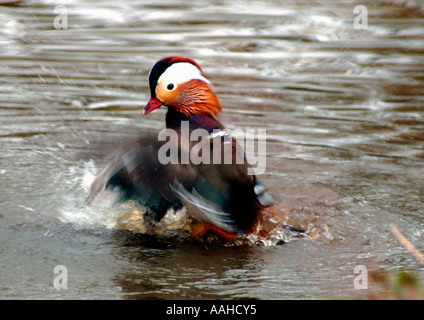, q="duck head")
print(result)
[143,56,222,117]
